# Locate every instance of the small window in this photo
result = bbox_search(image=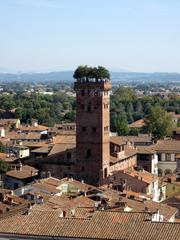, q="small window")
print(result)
[67,152,71,159]
[104,126,109,131]
[94,104,99,110]
[165,154,171,161]
[81,90,85,96]
[92,127,96,133]
[104,104,109,109]
[81,166,85,172]
[82,126,86,132]
[104,168,108,178]
[158,154,161,161]
[86,149,91,158]
[81,104,85,110]
[87,105,91,112]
